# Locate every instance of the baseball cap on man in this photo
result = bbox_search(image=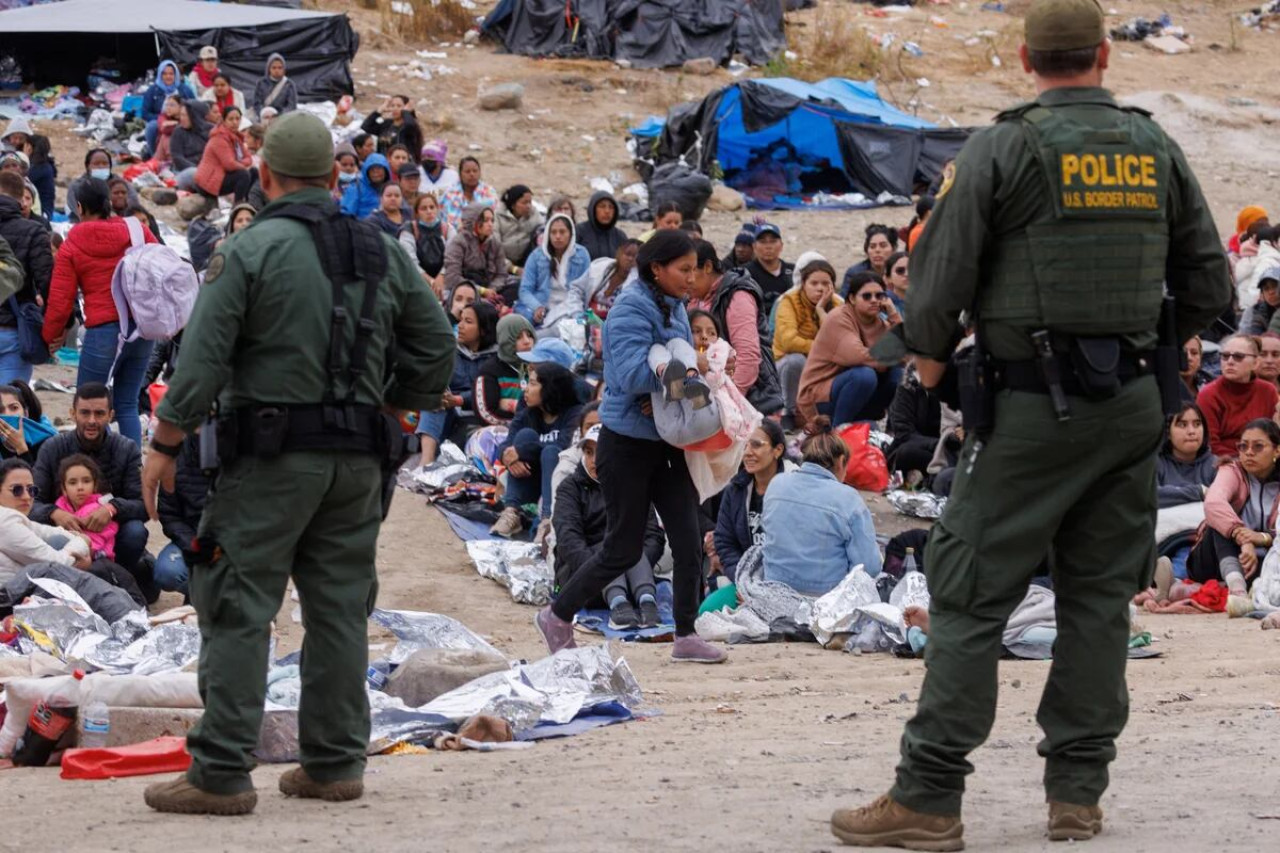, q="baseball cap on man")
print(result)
[1024,0,1105,51]
[199,45,218,60]
[755,222,781,239]
[260,112,335,178]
